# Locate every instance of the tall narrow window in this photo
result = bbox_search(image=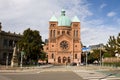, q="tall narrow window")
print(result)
[3,53,7,59]
[62,31,65,34]
[67,31,70,35]
[74,30,76,37]
[51,53,54,59]
[50,30,52,37]
[75,54,77,59]
[3,39,8,47]
[58,31,60,35]
[53,30,55,37]
[76,30,78,37]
